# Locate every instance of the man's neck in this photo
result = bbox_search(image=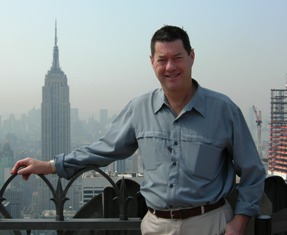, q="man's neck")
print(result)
[166,81,196,115]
